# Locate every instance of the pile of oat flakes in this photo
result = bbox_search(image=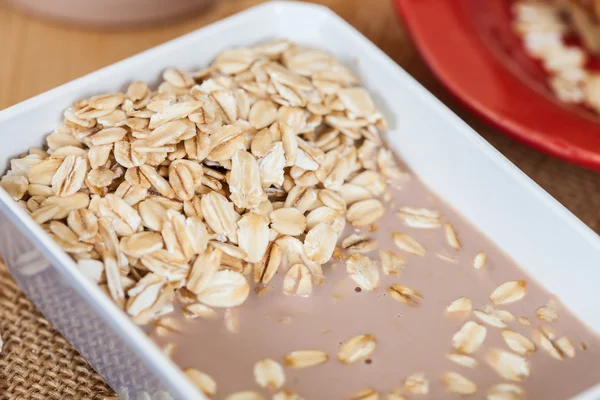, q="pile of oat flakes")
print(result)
[0,40,581,400]
[0,40,396,318]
